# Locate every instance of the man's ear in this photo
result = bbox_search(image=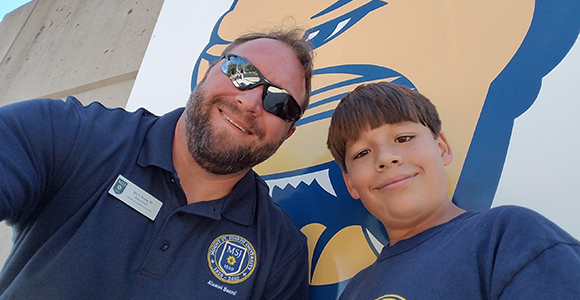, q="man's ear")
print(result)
[437,132,453,166]
[284,125,296,140]
[342,172,361,199]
